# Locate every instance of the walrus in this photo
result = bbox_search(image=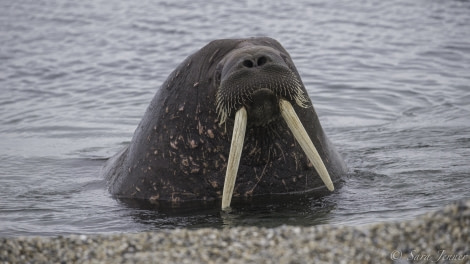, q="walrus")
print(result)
[103,37,347,209]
